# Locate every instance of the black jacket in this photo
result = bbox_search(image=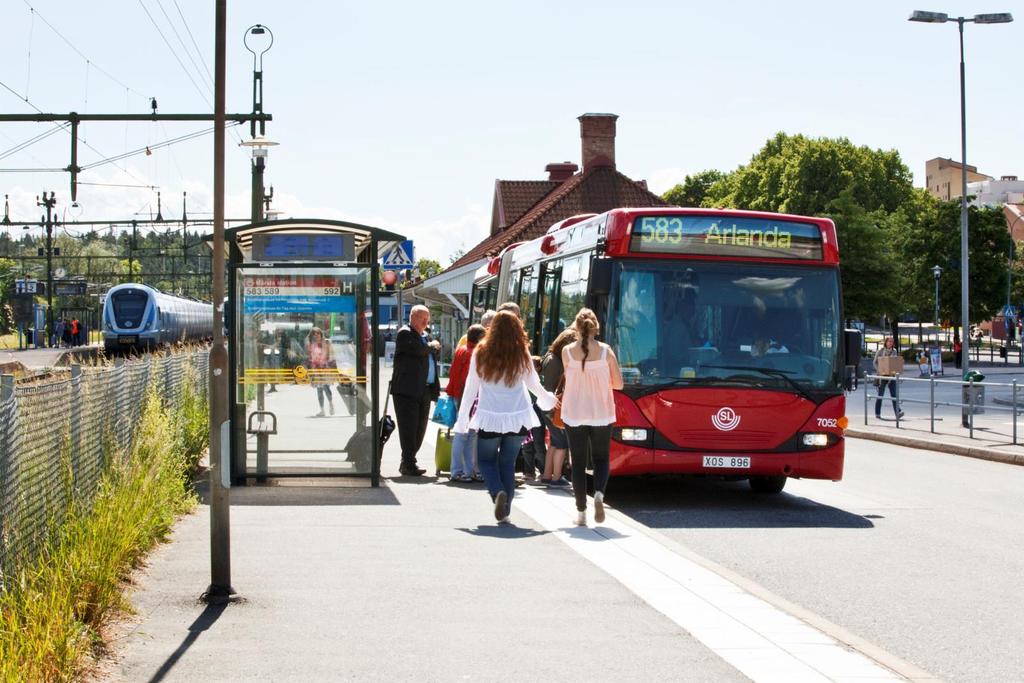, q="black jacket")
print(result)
[391,325,441,400]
